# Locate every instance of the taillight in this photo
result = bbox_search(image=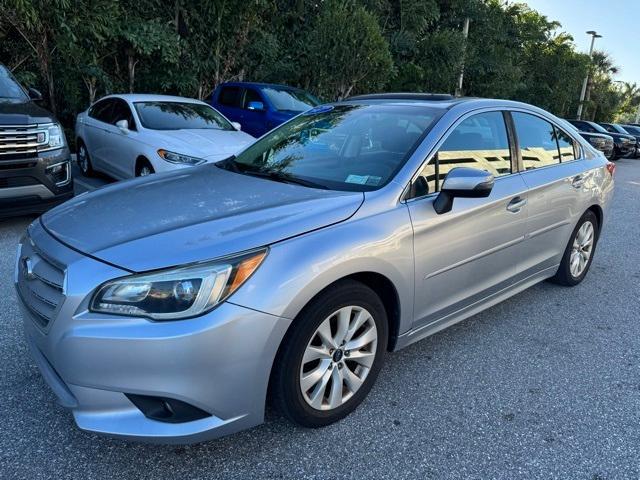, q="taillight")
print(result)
[606,162,616,176]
